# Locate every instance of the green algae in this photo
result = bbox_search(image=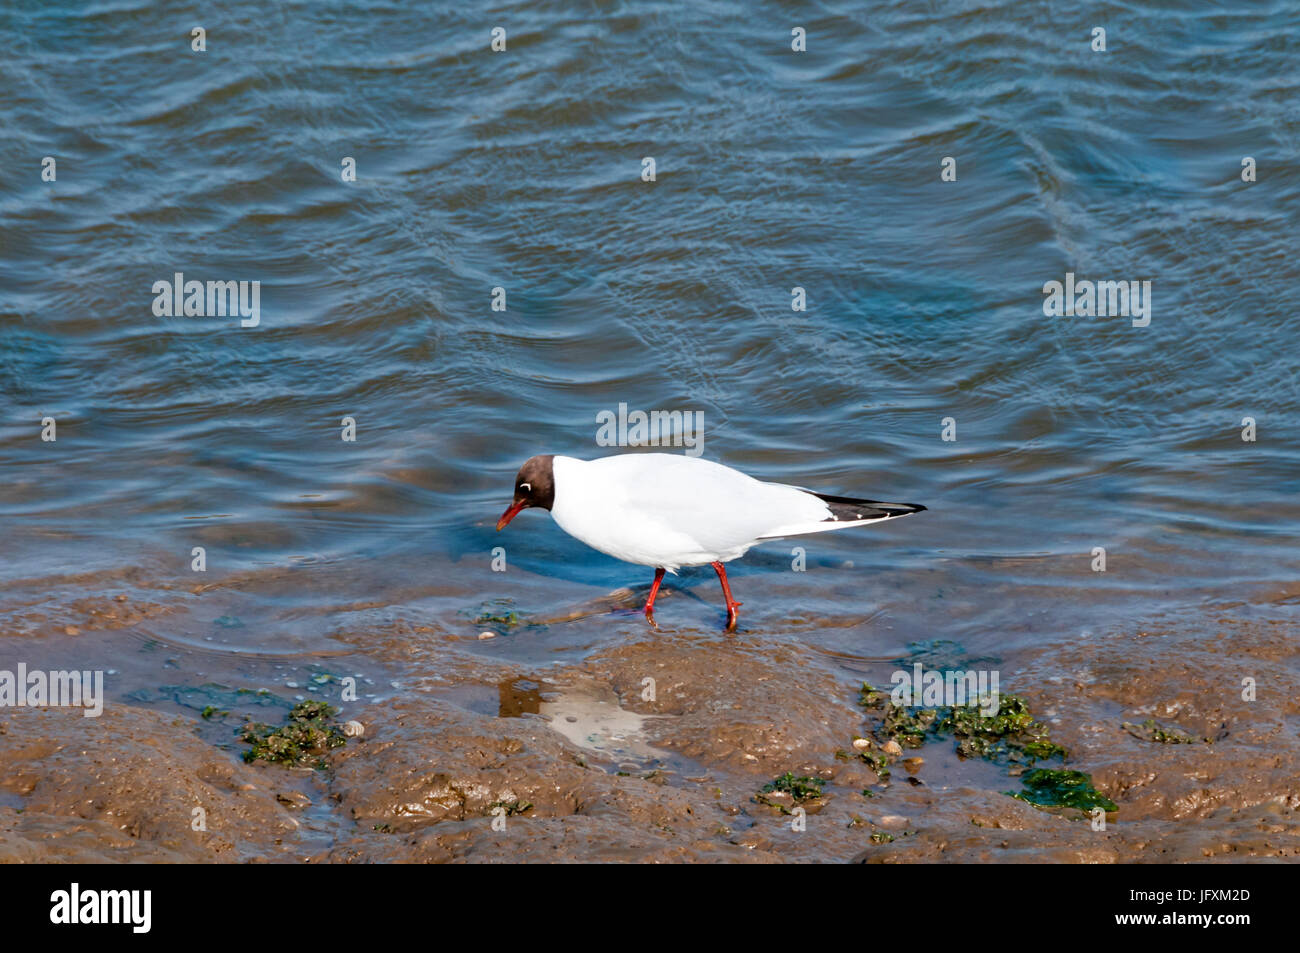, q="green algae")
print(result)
[858,684,889,709]
[882,703,940,747]
[756,773,826,813]
[860,684,1065,767]
[1009,768,1117,813]
[465,599,525,631]
[761,773,824,801]
[1123,718,1207,744]
[239,700,348,768]
[478,609,521,626]
[858,751,891,781]
[855,682,1115,816]
[490,800,533,816]
[936,695,1067,763]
